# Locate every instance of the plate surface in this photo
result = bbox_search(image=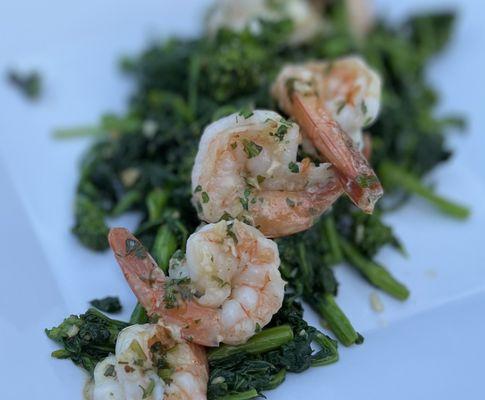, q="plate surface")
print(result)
[1,0,484,398]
